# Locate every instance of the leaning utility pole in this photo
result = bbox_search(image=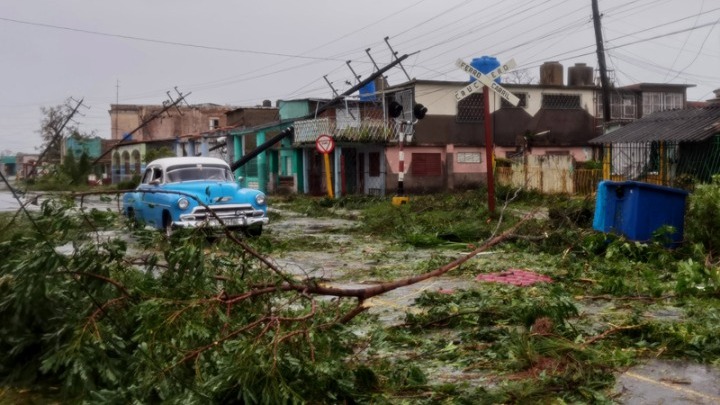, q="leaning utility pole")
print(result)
[92,90,191,166]
[230,53,412,171]
[592,0,612,126]
[28,98,86,178]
